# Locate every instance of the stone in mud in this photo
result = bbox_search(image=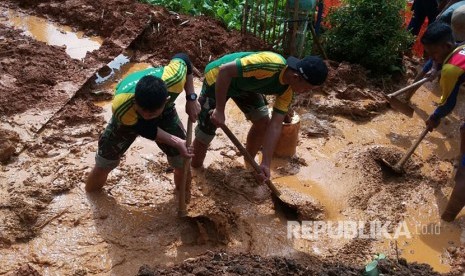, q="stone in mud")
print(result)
[0,128,20,163]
